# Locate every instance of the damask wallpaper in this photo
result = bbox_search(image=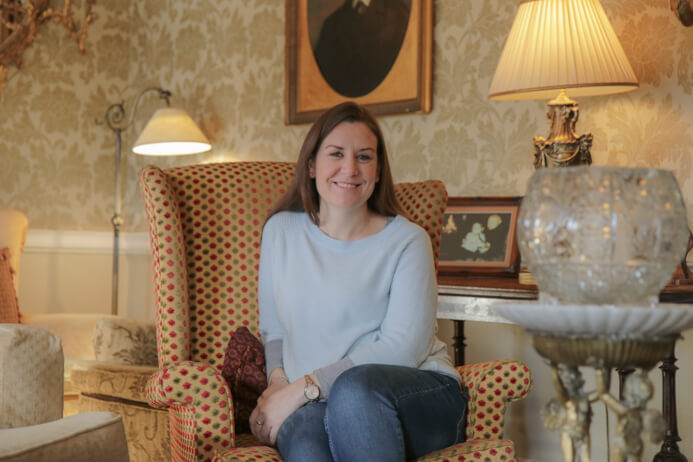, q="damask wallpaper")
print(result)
[1,0,693,232]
